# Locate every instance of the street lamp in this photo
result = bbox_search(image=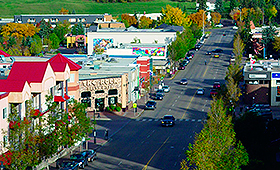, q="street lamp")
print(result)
[202,10,206,36]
